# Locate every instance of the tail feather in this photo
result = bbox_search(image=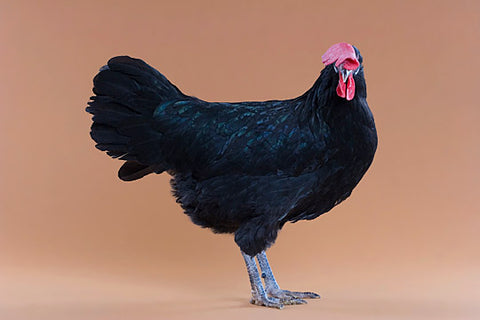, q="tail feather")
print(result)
[102,56,182,104]
[86,56,180,180]
[88,97,137,124]
[118,161,156,181]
